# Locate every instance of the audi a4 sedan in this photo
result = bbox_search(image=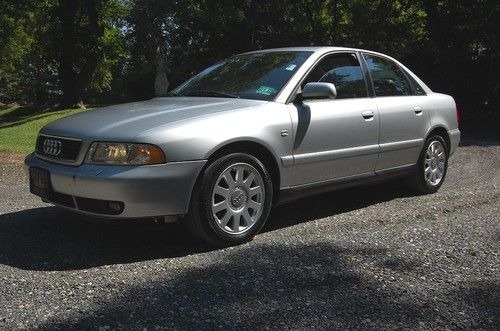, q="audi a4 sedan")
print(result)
[25,47,460,245]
